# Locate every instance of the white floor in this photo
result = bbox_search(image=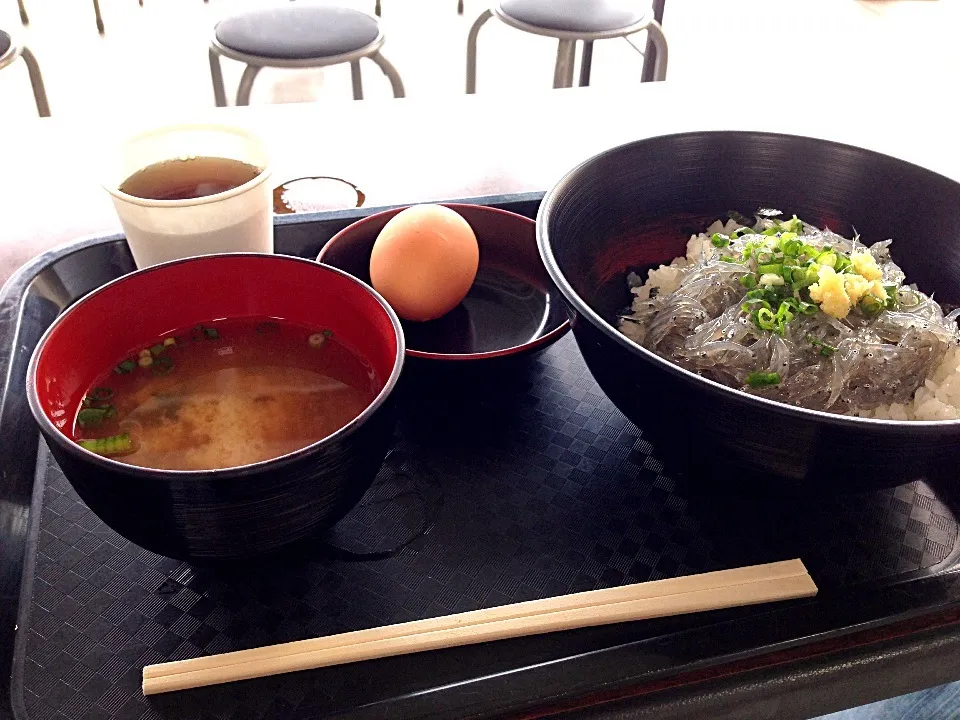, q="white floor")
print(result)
[1,0,652,118]
[3,0,958,121]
